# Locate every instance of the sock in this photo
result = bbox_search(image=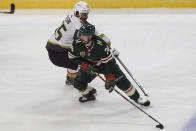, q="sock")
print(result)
[124,85,140,101]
